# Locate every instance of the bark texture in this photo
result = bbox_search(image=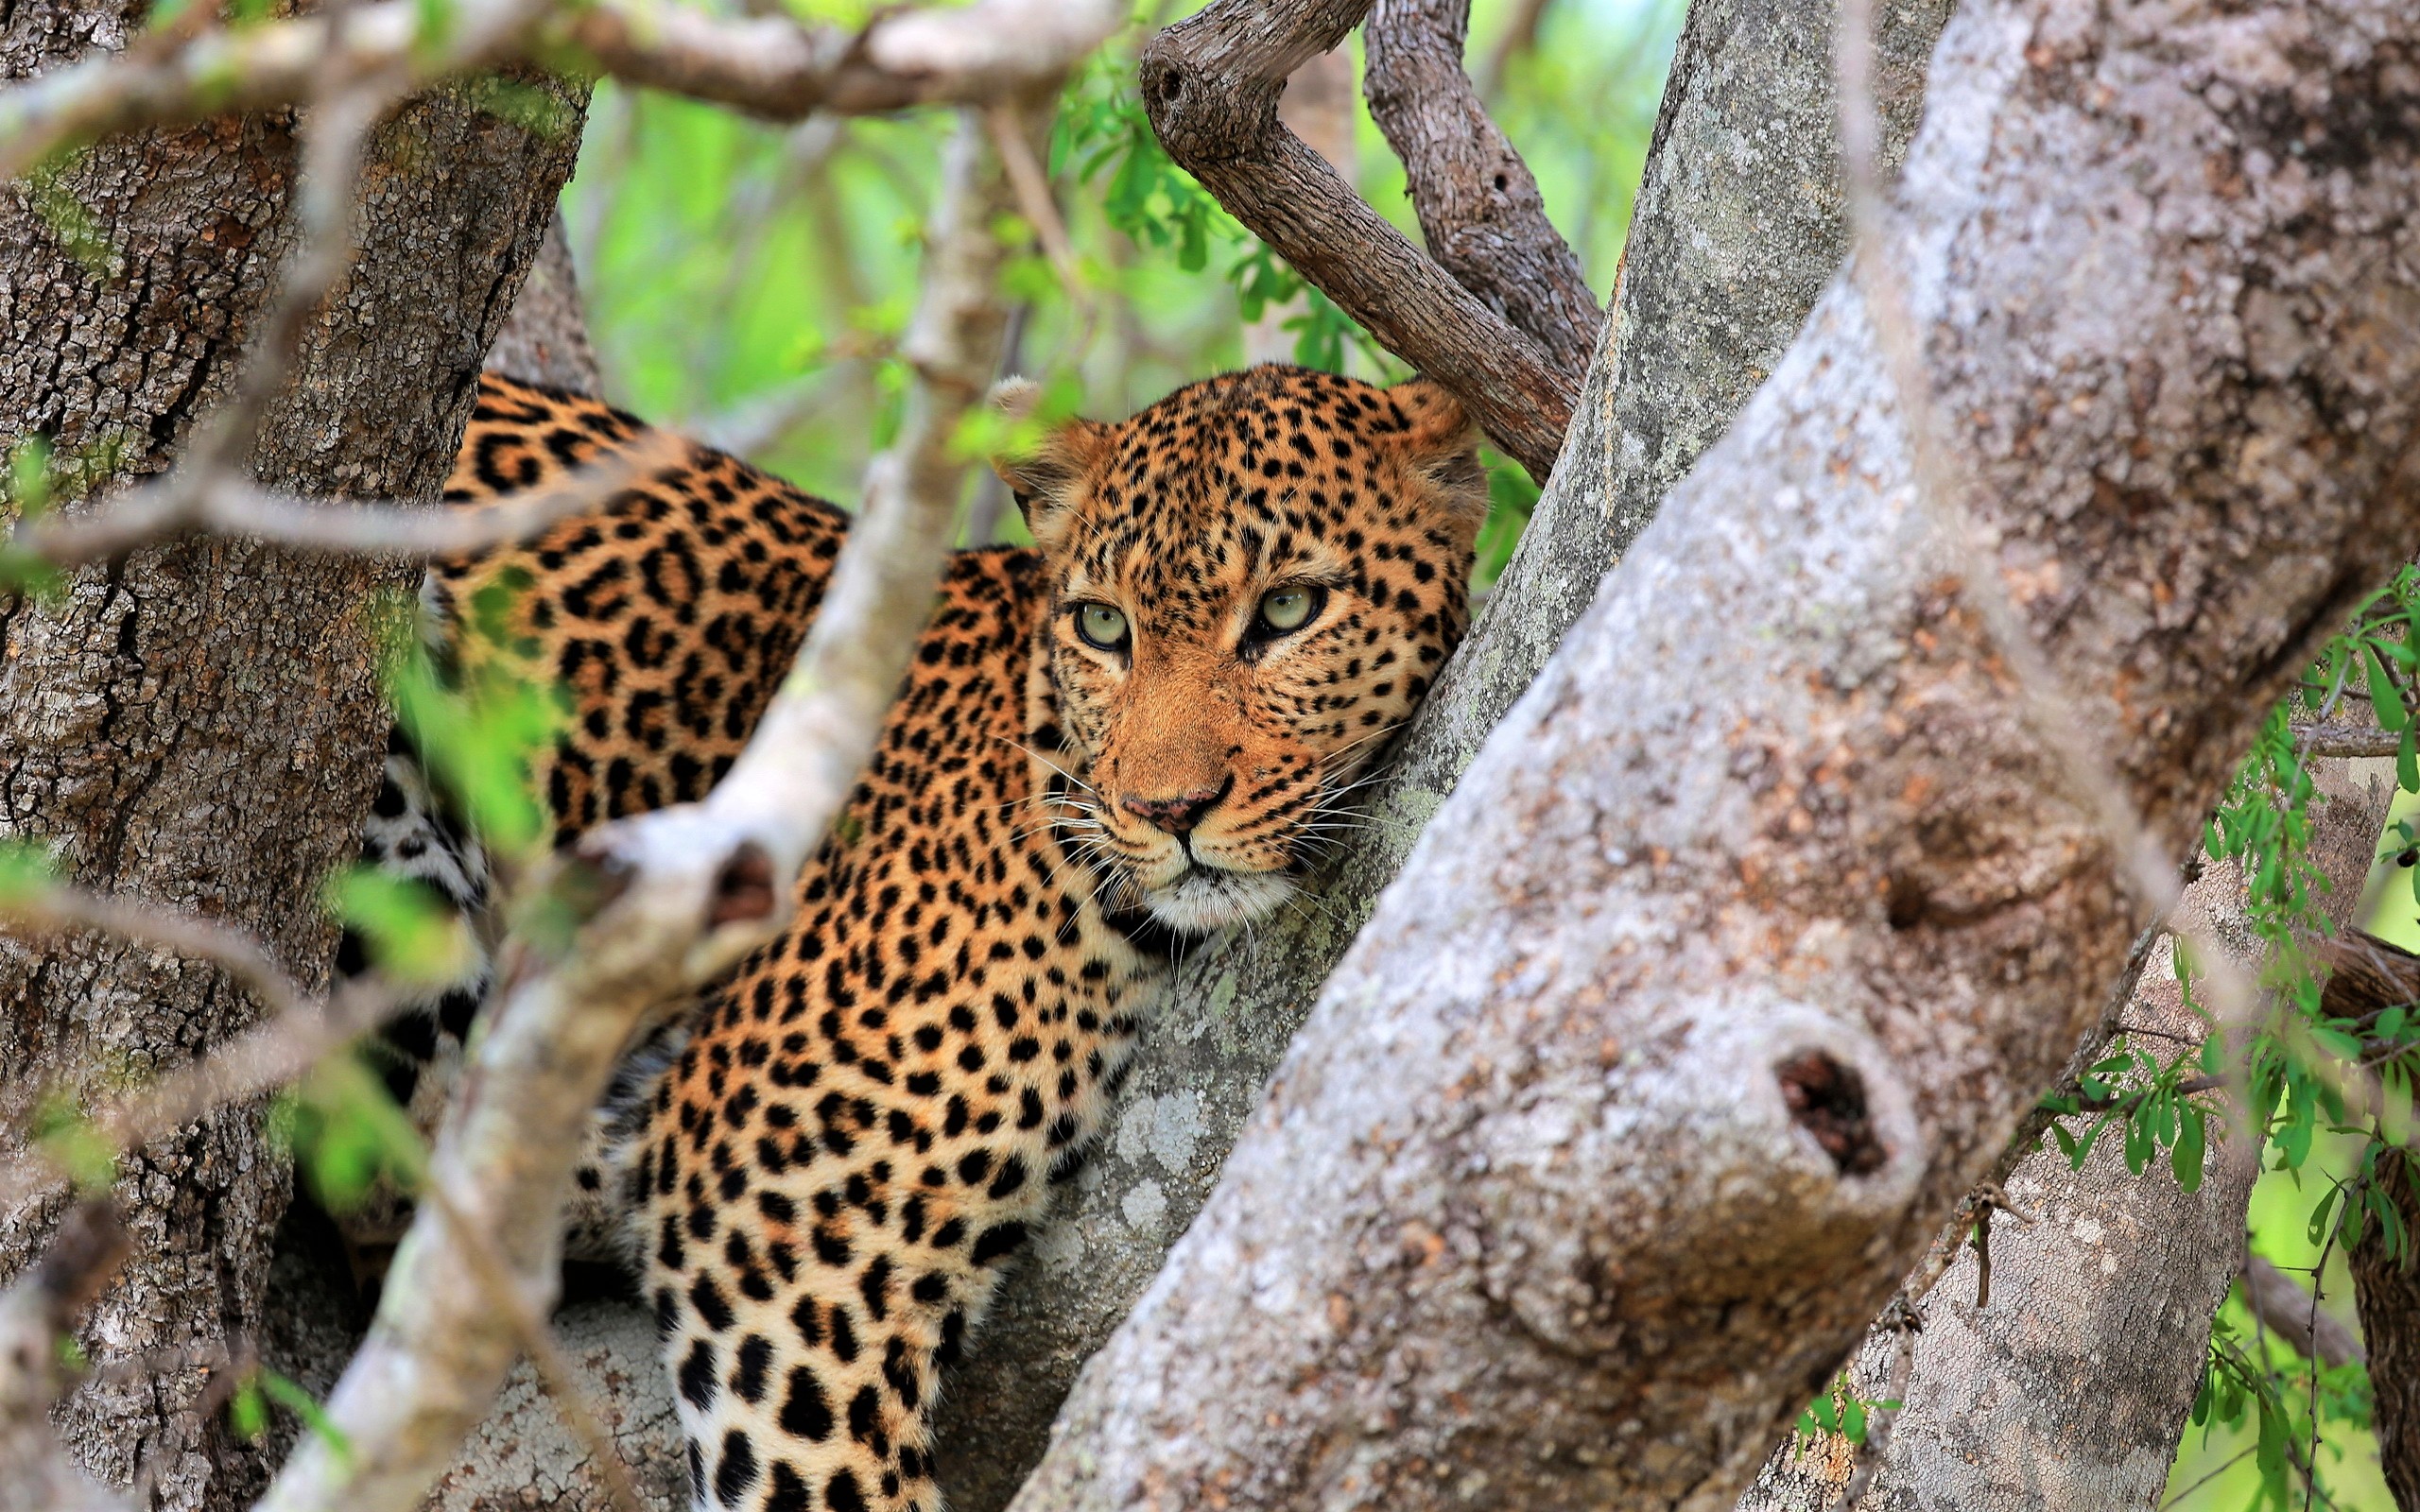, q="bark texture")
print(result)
[929,1,1952,1504]
[1007,0,2420,1505]
[1362,0,1599,374]
[0,10,585,1503]
[2354,1147,2420,1511]
[481,209,601,396]
[1743,767,2390,1511]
